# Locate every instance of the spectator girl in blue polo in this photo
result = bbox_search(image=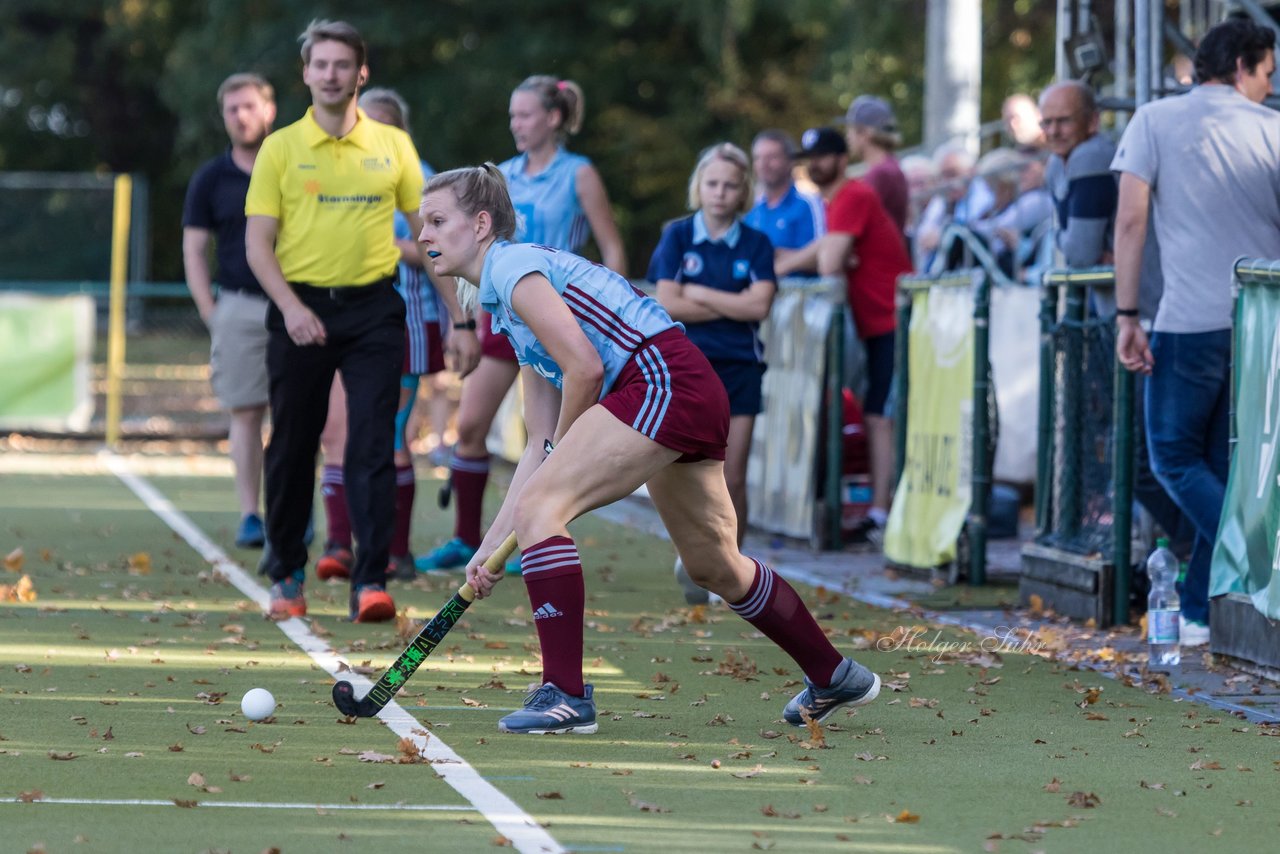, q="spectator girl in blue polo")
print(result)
[648,142,776,602]
[416,75,626,576]
[417,163,877,734]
